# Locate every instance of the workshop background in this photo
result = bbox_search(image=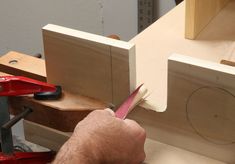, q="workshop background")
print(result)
[0,0,177,141]
[0,0,176,57]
